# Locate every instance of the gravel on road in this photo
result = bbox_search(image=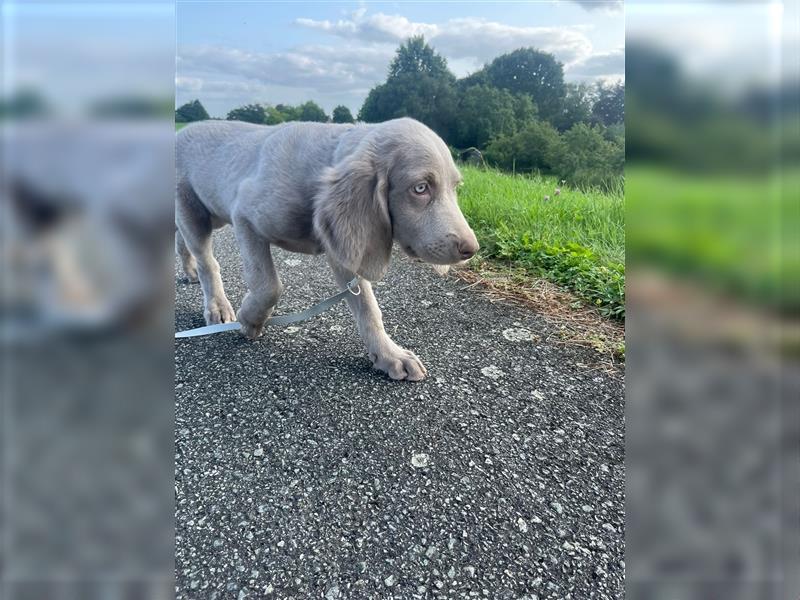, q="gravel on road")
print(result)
[175,228,625,599]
